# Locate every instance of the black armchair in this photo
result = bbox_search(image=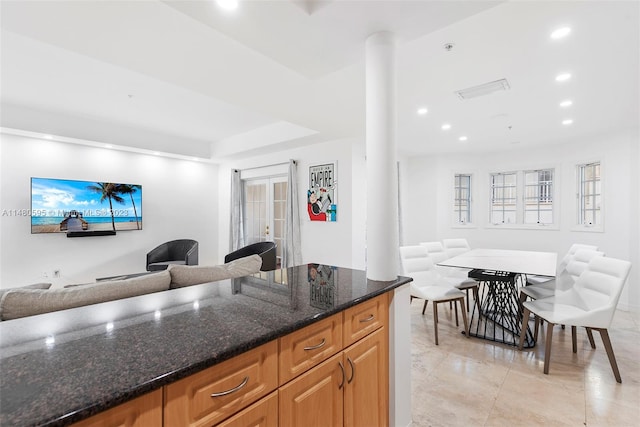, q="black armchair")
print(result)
[224,241,277,271]
[146,239,199,271]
